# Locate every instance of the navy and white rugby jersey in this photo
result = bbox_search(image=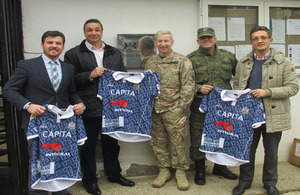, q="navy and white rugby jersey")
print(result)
[97,69,160,142]
[199,87,265,166]
[27,105,87,192]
